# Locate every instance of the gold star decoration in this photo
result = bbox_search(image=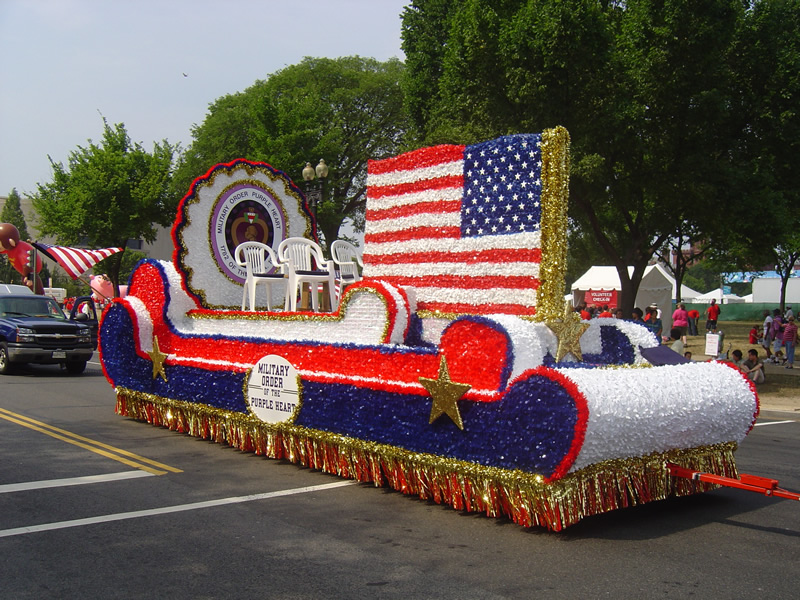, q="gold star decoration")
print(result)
[148,335,168,382]
[546,304,590,362]
[419,355,471,430]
